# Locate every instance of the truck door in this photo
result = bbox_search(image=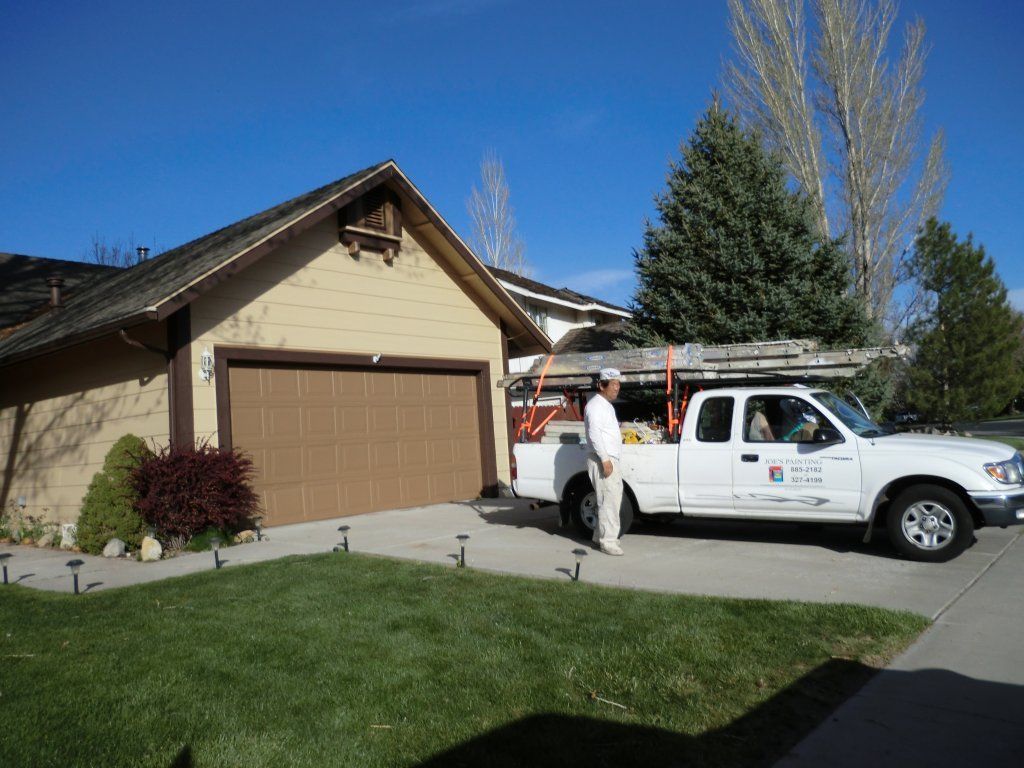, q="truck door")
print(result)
[678,395,736,515]
[732,393,861,520]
